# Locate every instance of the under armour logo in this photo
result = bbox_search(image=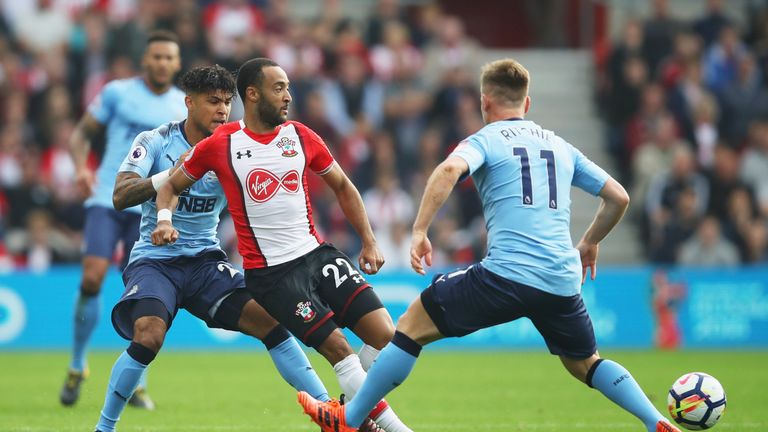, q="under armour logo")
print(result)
[236,150,252,159]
